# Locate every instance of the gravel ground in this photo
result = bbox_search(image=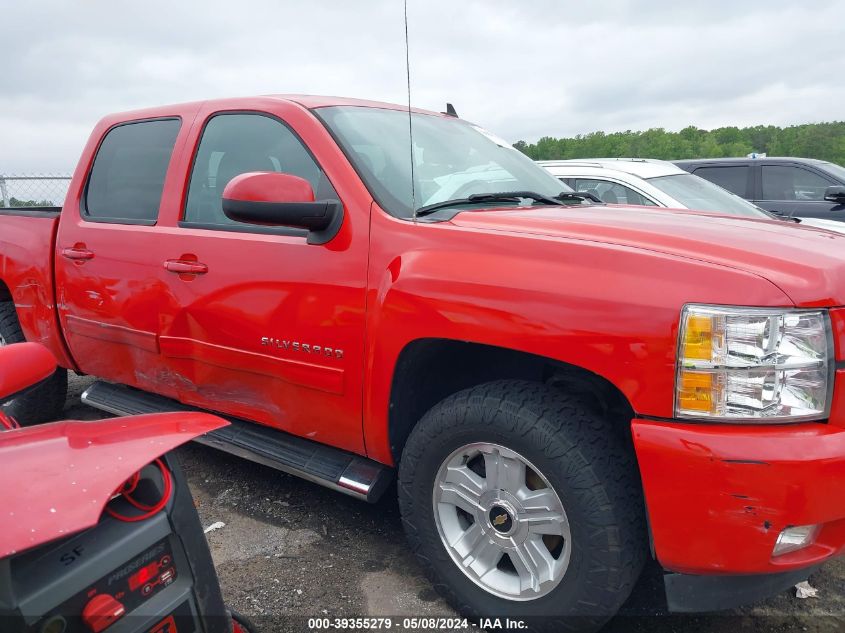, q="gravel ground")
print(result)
[64,373,845,632]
